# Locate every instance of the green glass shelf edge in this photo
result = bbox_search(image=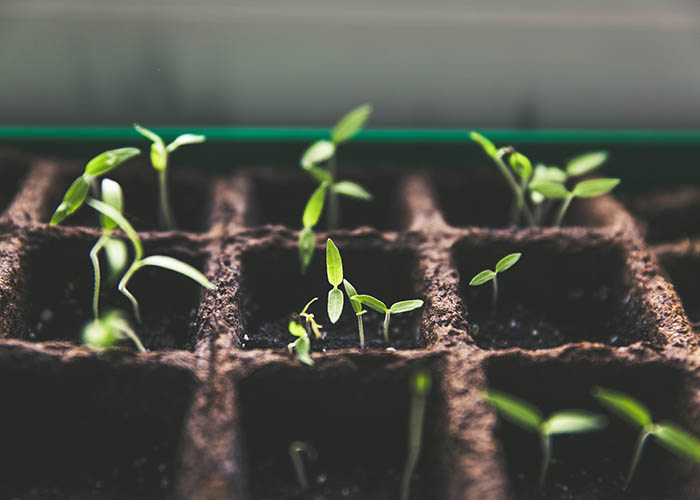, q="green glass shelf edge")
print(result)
[2,126,700,144]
